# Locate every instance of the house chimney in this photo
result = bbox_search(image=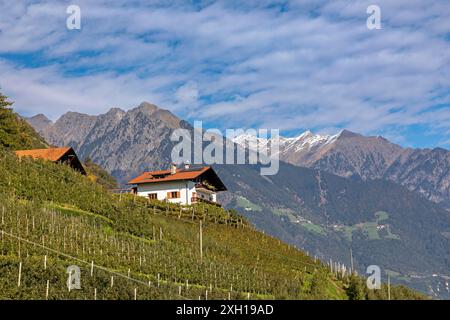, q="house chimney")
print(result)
[170,163,177,175]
